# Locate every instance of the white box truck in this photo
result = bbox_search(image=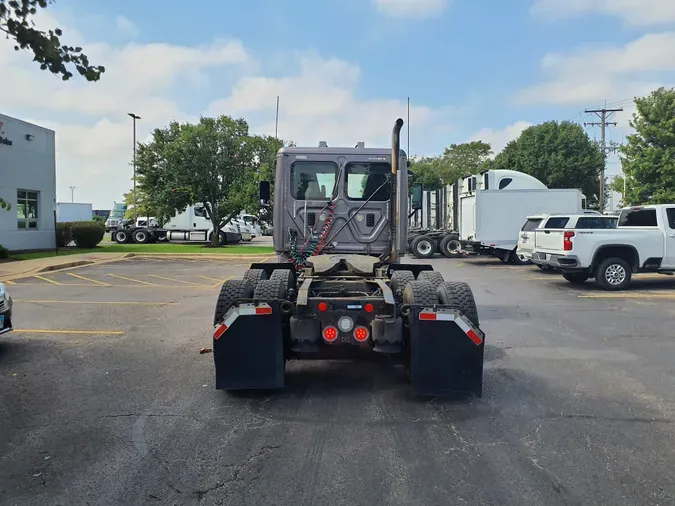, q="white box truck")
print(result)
[56,202,93,222]
[454,169,587,264]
